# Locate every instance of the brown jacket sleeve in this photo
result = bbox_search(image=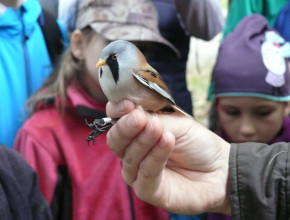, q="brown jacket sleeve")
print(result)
[230,143,290,220]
